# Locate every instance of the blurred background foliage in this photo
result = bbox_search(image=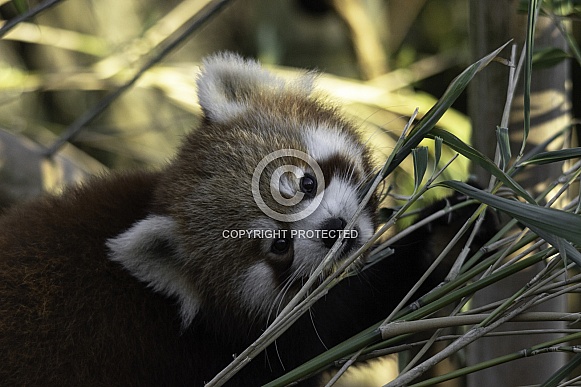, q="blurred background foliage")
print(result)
[2,1,580,386]
[0,0,472,209]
